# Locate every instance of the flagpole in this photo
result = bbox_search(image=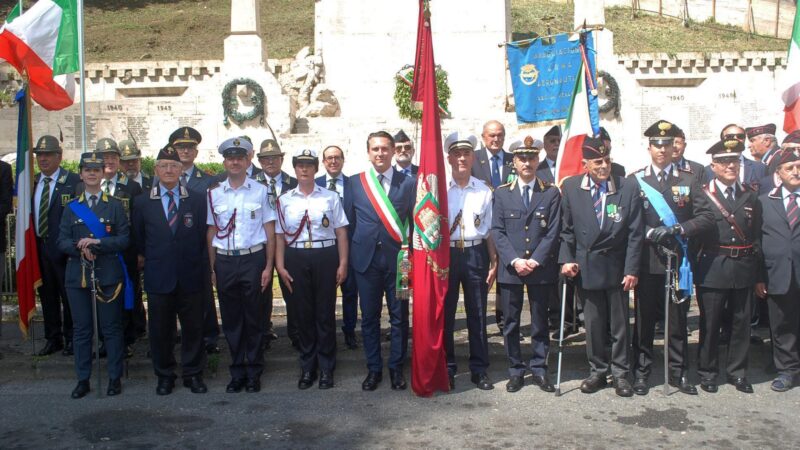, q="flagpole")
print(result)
[18,1,23,14]
[76,0,88,155]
